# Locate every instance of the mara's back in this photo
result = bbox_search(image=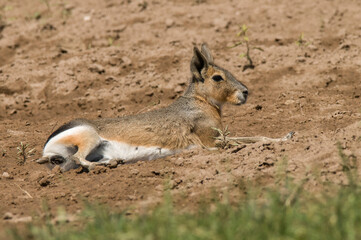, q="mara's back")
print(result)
[92,95,222,149]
